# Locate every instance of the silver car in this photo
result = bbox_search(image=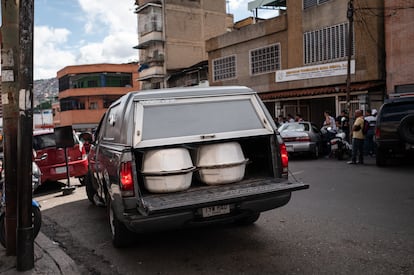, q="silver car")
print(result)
[278,122,322,158]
